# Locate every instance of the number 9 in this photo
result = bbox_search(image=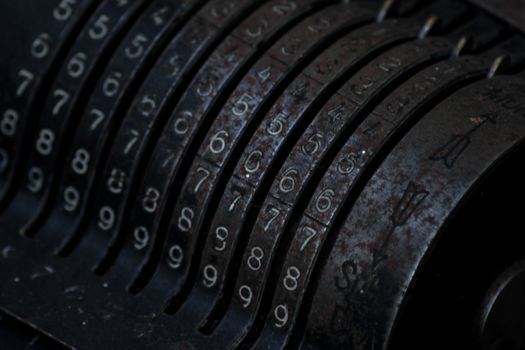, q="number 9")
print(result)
[167,245,183,269]
[133,226,149,250]
[97,206,115,231]
[274,304,289,328]
[63,186,80,212]
[238,285,253,308]
[203,264,218,288]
